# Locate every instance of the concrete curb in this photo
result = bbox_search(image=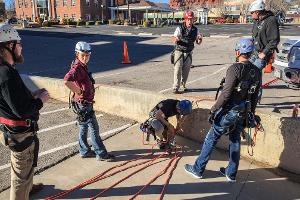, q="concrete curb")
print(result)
[21,75,300,176]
